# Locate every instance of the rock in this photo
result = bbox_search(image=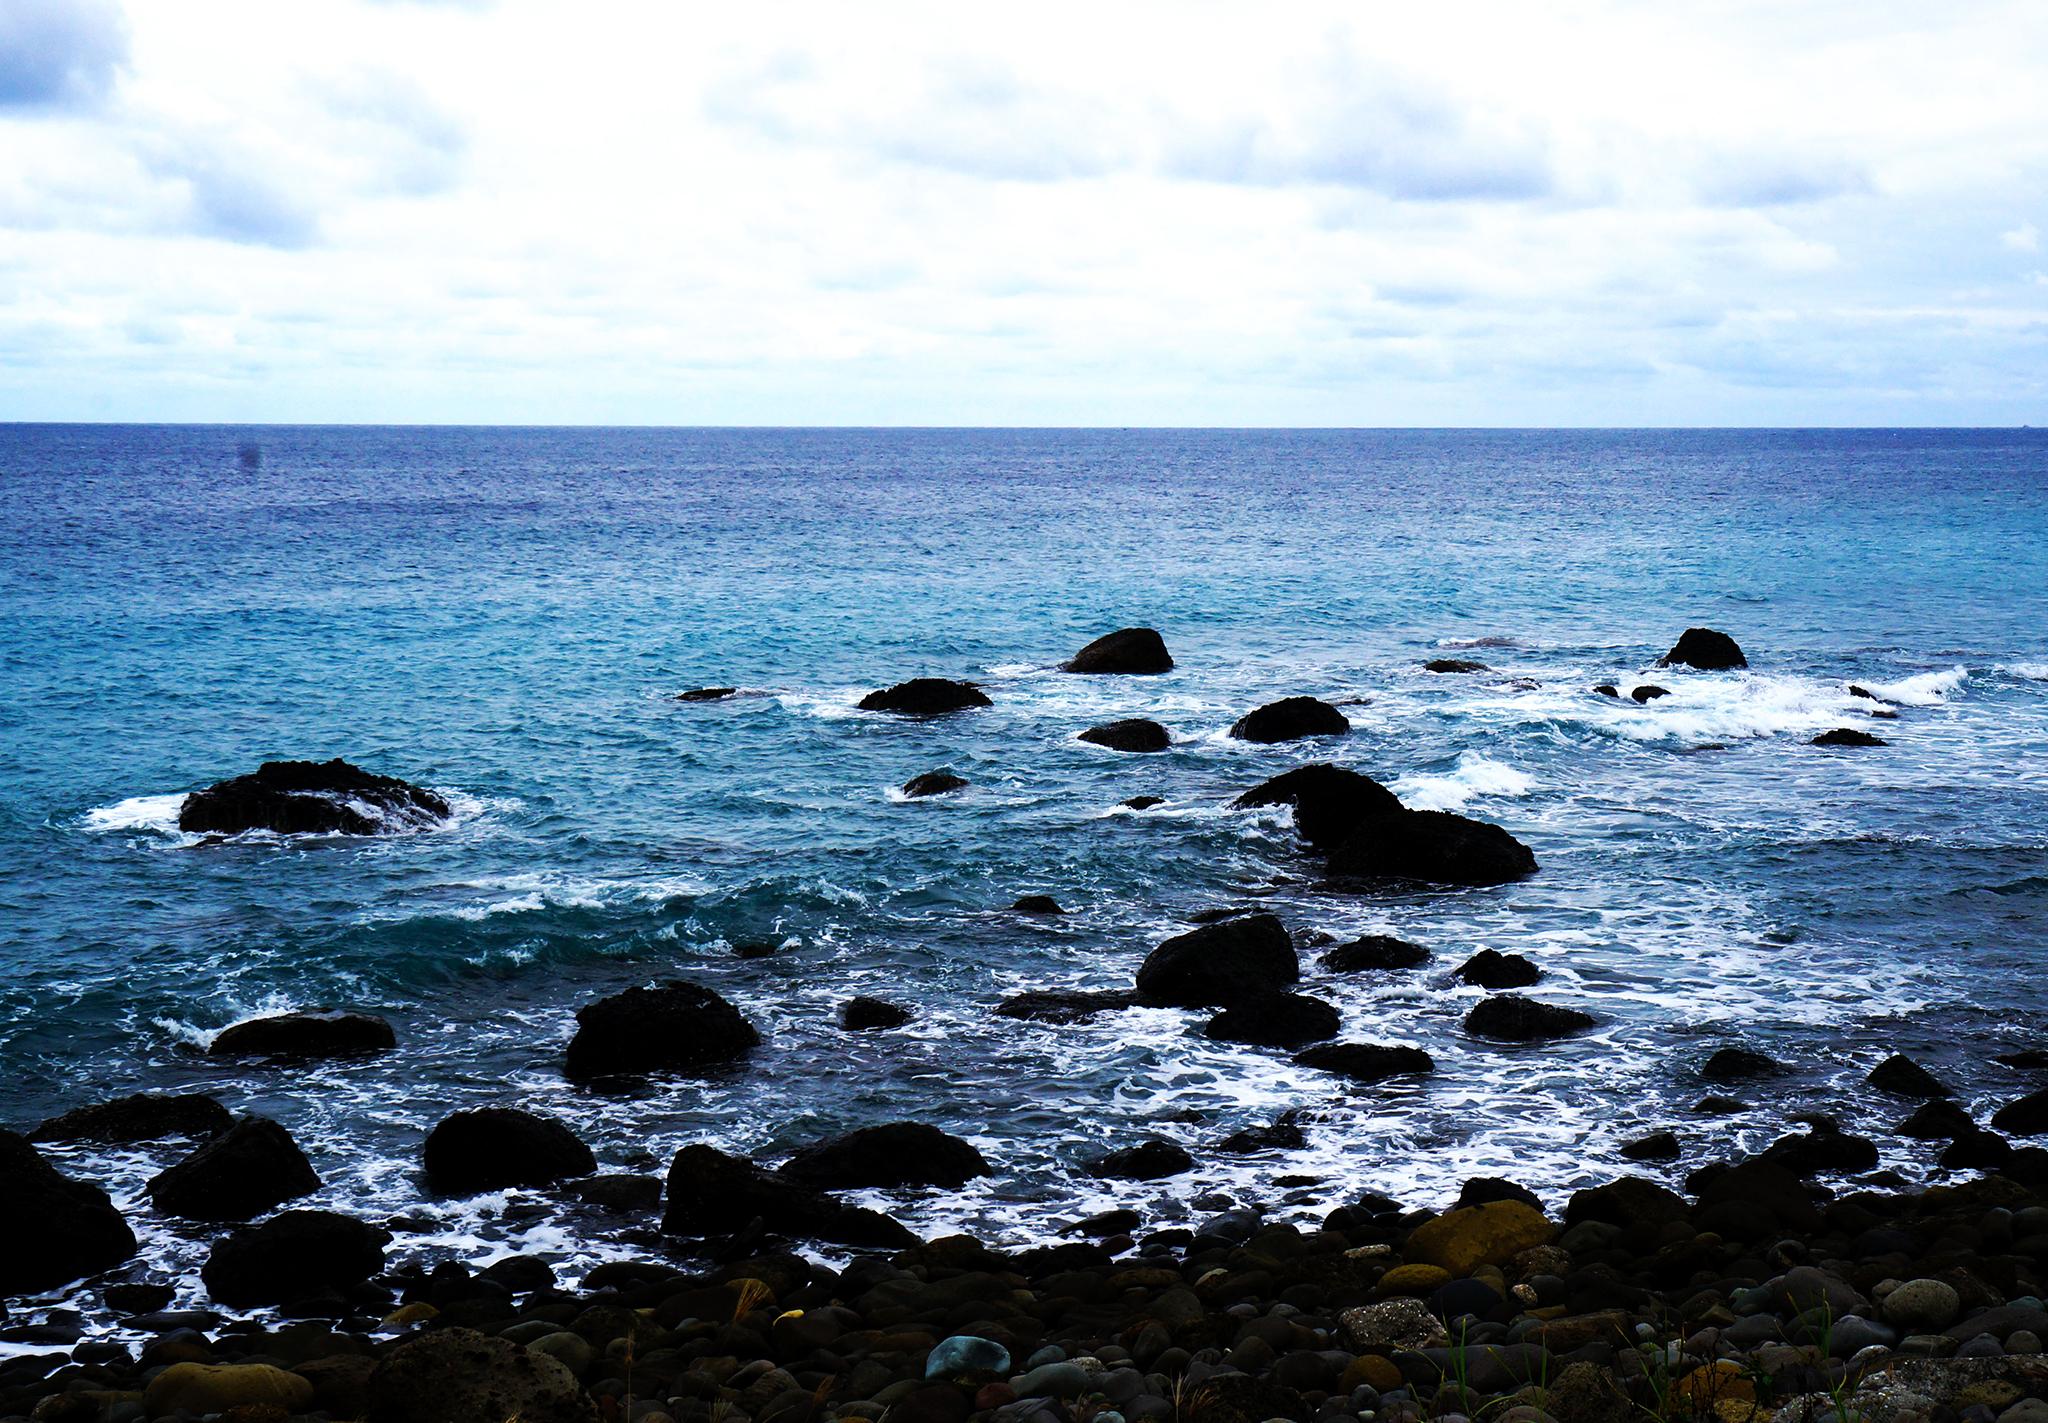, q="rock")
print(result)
[1897,1099,1975,1138]
[1868,1053,1953,1098]
[178,758,451,835]
[1228,697,1350,743]
[1620,1130,1680,1162]
[1078,718,1175,754]
[1760,1121,1879,1176]
[1122,795,1163,810]
[857,679,991,715]
[1426,658,1488,673]
[1464,995,1595,1042]
[661,1143,915,1247]
[145,1363,315,1417]
[201,1210,389,1306]
[1564,1176,1690,1229]
[1457,1176,1543,1211]
[1455,949,1540,989]
[1327,809,1538,886]
[732,939,778,958]
[1088,1139,1192,1179]
[30,1092,232,1144]
[1659,628,1748,670]
[1233,762,1403,849]
[1693,1093,1748,1114]
[1291,1042,1435,1082]
[902,771,968,798]
[1703,1047,1784,1082]
[1065,628,1173,675]
[779,1123,991,1189]
[0,1131,137,1294]
[675,687,735,702]
[563,1173,662,1212]
[364,1326,597,1423]
[841,996,913,1030]
[208,1011,396,1060]
[1339,1298,1449,1352]
[1882,1279,1962,1332]
[926,1334,1012,1379]
[1134,913,1297,1006]
[1691,1159,1820,1234]
[1814,727,1886,747]
[1320,935,1431,972]
[1593,684,1620,697]
[1993,1088,2048,1136]
[1994,1049,2048,1068]
[1203,992,1340,1047]
[562,980,760,1081]
[1010,895,1065,914]
[145,1115,320,1221]
[423,1108,596,1194]
[1217,1114,1307,1152]
[995,989,1139,1023]
[1405,1200,1554,1275]
[295,1355,378,1416]
[1631,685,1671,703]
